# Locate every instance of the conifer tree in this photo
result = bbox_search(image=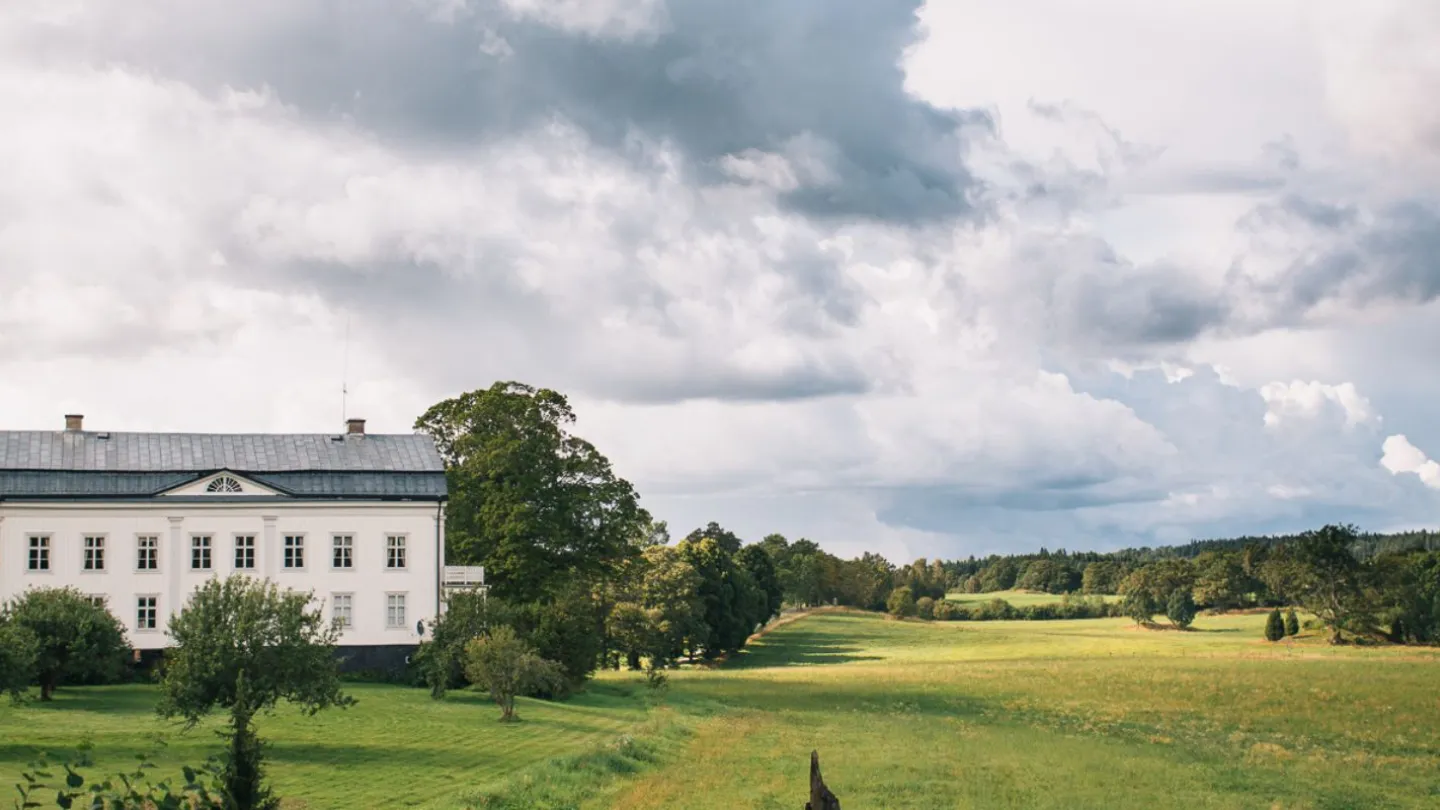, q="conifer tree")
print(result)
[1264,608,1285,642]
[1284,608,1299,637]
